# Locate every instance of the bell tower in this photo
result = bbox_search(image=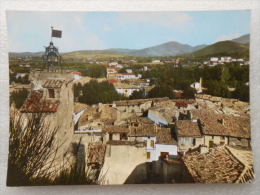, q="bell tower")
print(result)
[42,27,62,71]
[43,41,61,71]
